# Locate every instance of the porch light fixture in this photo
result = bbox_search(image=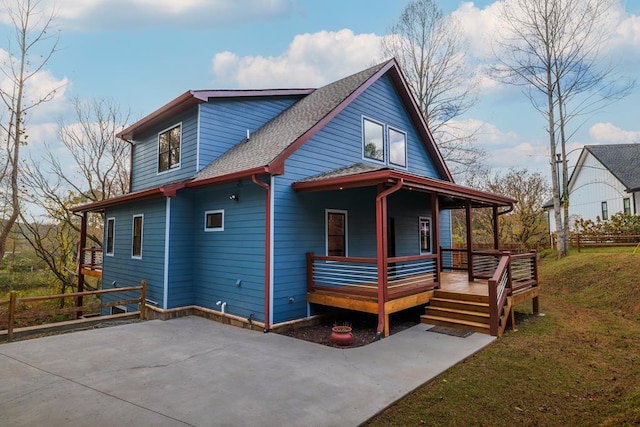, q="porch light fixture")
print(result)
[229,194,239,201]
